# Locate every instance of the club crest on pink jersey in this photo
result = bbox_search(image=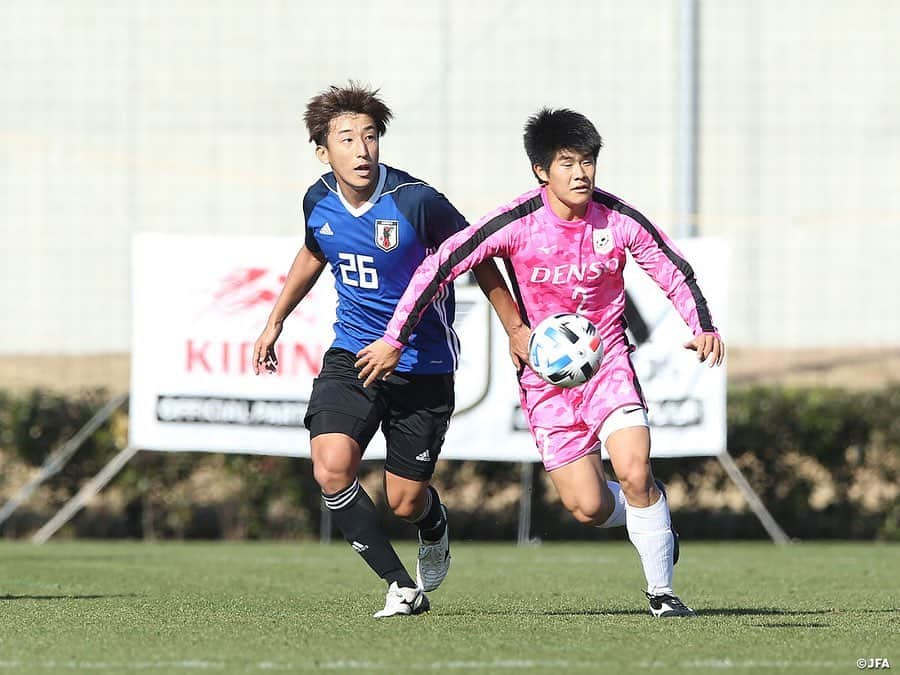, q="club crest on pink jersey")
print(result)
[375,220,399,252]
[592,228,613,255]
